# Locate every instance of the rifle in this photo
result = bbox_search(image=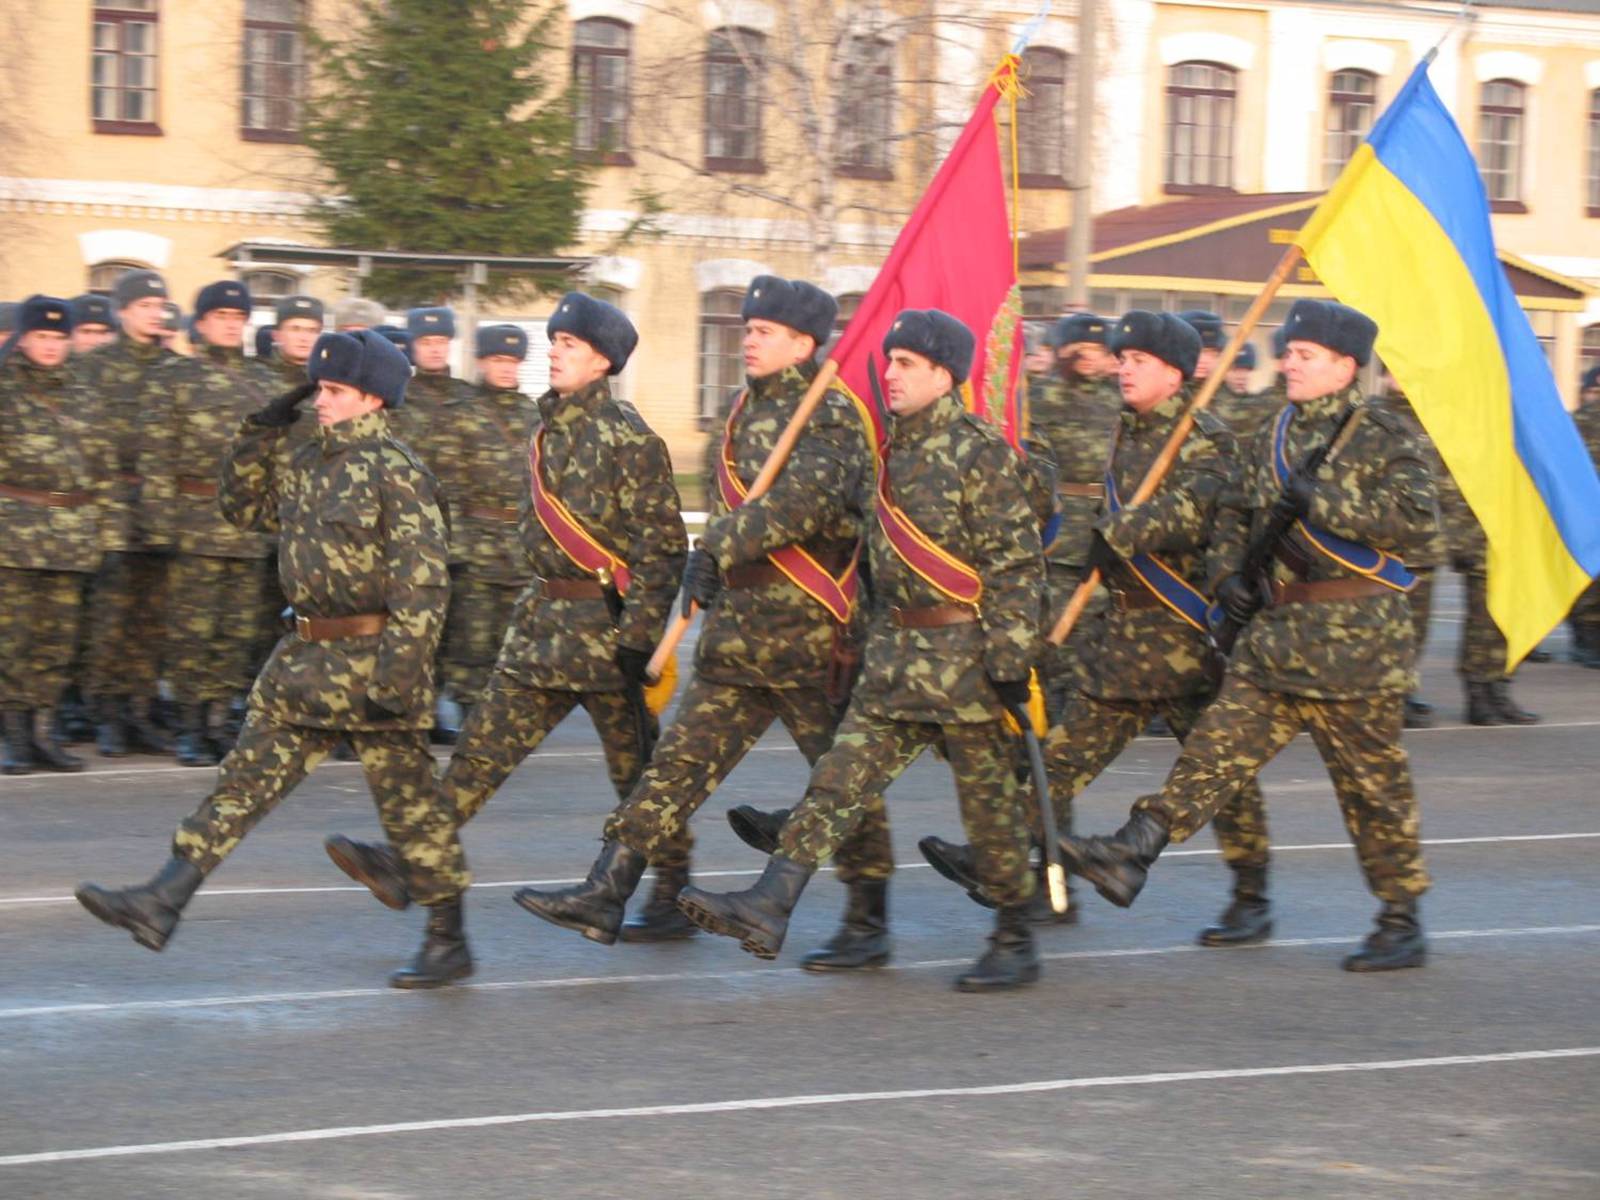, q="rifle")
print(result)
[599,566,658,764]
